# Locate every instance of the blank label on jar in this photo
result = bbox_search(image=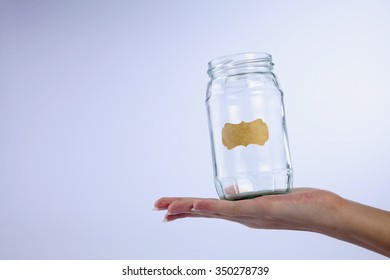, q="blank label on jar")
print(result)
[222,118,269,150]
